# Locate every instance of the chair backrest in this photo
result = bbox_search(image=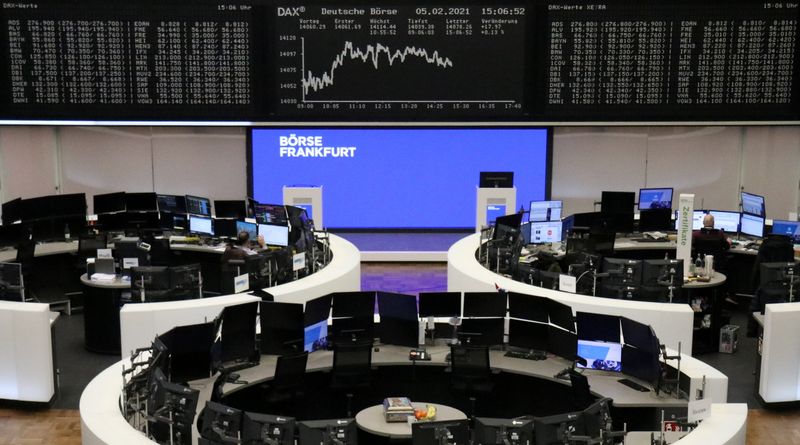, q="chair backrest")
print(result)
[273,351,309,390]
[758,235,795,263]
[568,370,593,409]
[14,238,36,267]
[450,345,491,380]
[332,340,372,385]
[78,233,107,257]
